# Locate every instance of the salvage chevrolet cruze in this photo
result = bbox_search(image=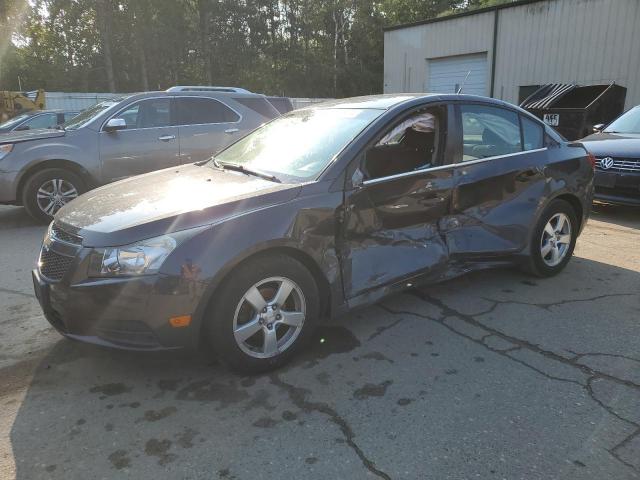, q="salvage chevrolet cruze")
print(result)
[32,94,595,372]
